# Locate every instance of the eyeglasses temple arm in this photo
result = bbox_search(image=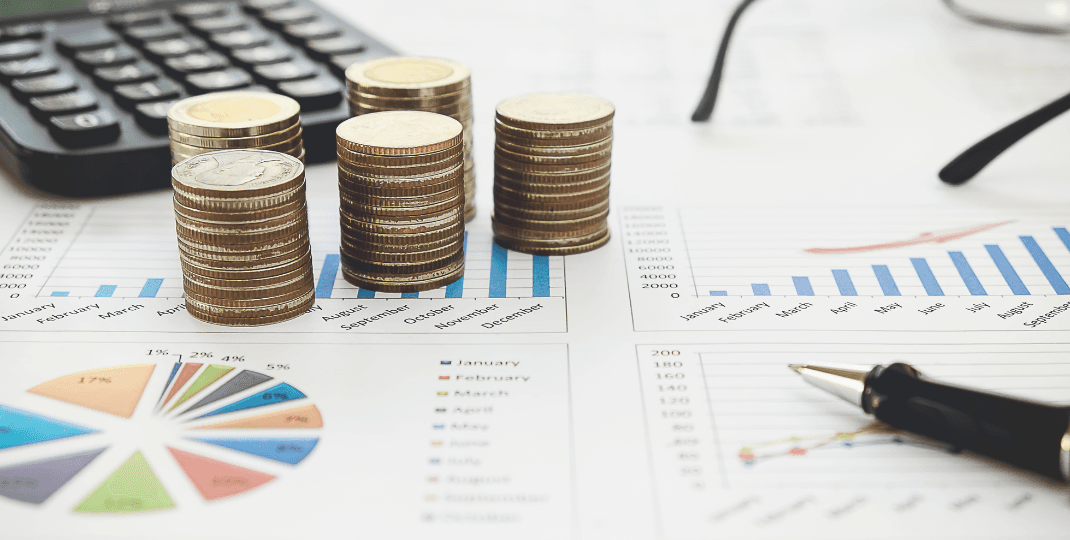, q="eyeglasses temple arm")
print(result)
[939,89,1070,184]
[691,0,762,122]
